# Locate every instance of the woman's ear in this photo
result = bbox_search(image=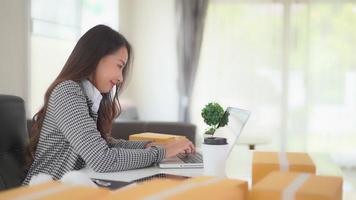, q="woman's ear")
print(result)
[88,73,97,87]
[87,74,94,82]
